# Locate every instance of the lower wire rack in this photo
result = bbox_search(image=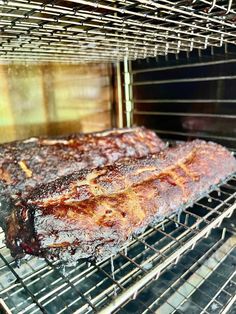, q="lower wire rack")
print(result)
[0,174,236,314]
